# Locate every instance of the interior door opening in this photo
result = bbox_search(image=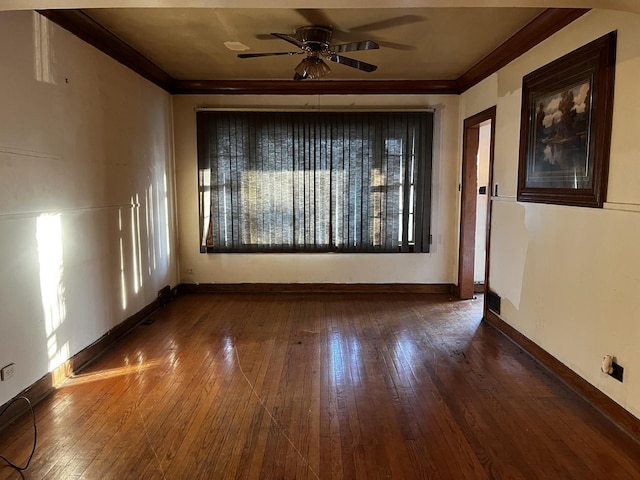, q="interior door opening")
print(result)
[458,107,496,301]
[474,121,491,292]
